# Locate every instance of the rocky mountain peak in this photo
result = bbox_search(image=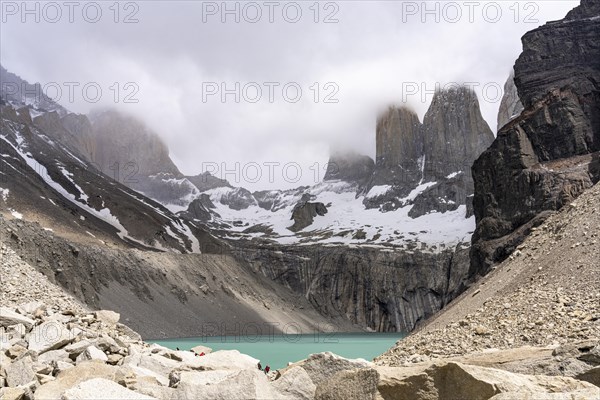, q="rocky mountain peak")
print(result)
[514,3,600,109]
[376,106,423,169]
[365,86,494,215]
[422,87,494,182]
[565,0,600,21]
[368,106,424,192]
[323,150,374,187]
[0,64,67,116]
